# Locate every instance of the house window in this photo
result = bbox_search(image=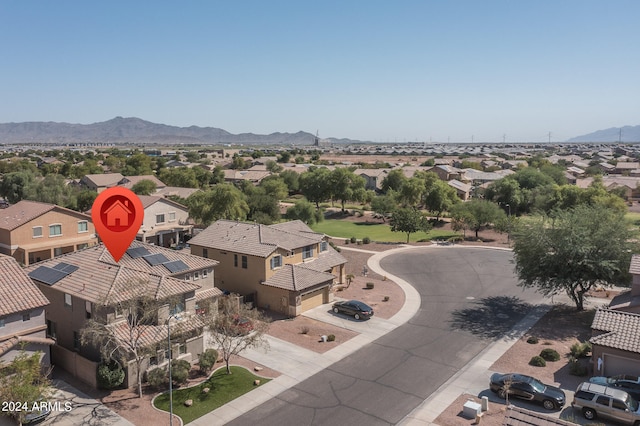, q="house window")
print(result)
[203,248,208,258]
[64,293,72,308]
[86,301,92,319]
[114,302,123,318]
[156,214,165,224]
[54,247,63,257]
[303,245,314,259]
[287,250,294,257]
[270,255,282,270]
[203,269,208,278]
[22,312,30,322]
[0,318,4,328]
[49,224,62,237]
[234,254,238,267]
[168,212,176,222]
[149,356,158,366]
[320,241,328,252]
[170,300,185,316]
[78,221,88,233]
[73,331,80,351]
[184,273,191,281]
[194,271,199,280]
[46,320,56,339]
[33,226,43,238]
[179,343,187,355]
[241,255,247,269]
[77,243,88,250]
